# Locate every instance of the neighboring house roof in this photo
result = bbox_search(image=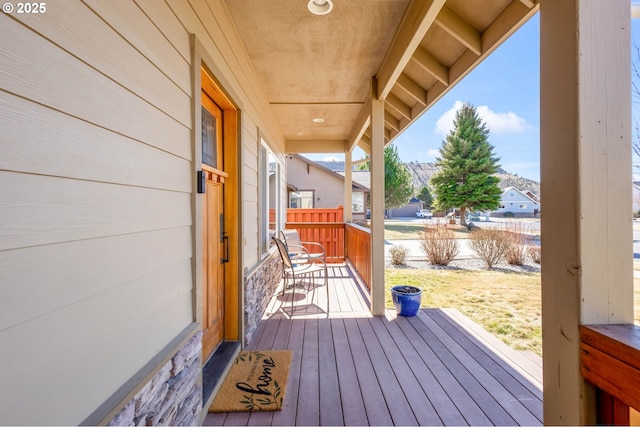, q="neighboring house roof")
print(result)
[501,187,540,204]
[290,154,369,190]
[524,190,540,203]
[336,170,370,190]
